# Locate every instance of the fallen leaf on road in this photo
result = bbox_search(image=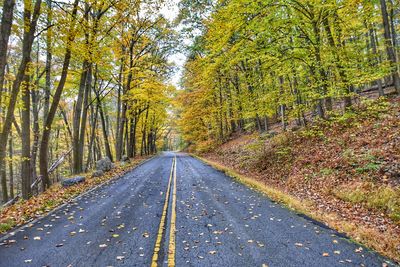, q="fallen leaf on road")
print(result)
[116,256,125,260]
[334,250,340,254]
[99,244,107,248]
[142,232,149,238]
[33,236,41,240]
[295,243,303,247]
[355,247,363,253]
[209,250,217,255]
[112,234,119,238]
[322,252,329,257]
[56,243,64,247]
[24,259,32,263]
[79,229,85,233]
